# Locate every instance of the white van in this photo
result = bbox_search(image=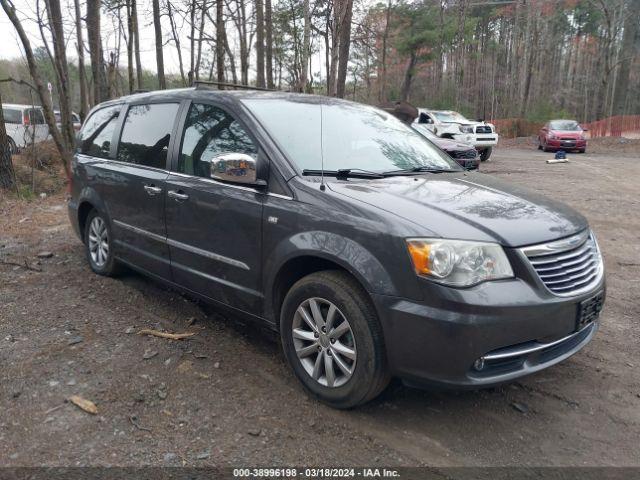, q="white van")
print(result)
[2,103,50,153]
